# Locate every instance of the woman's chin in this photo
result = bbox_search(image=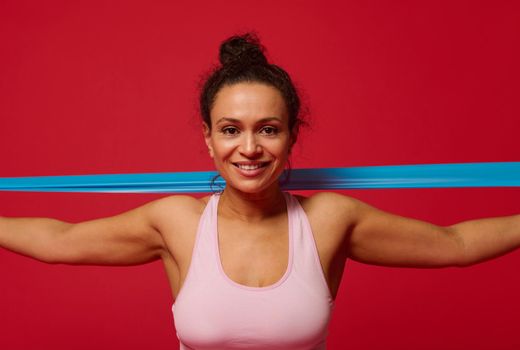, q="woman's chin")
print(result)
[225,179,280,195]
